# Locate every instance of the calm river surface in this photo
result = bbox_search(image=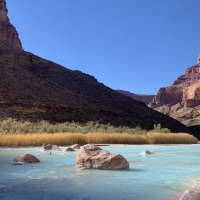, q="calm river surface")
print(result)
[0,145,200,200]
